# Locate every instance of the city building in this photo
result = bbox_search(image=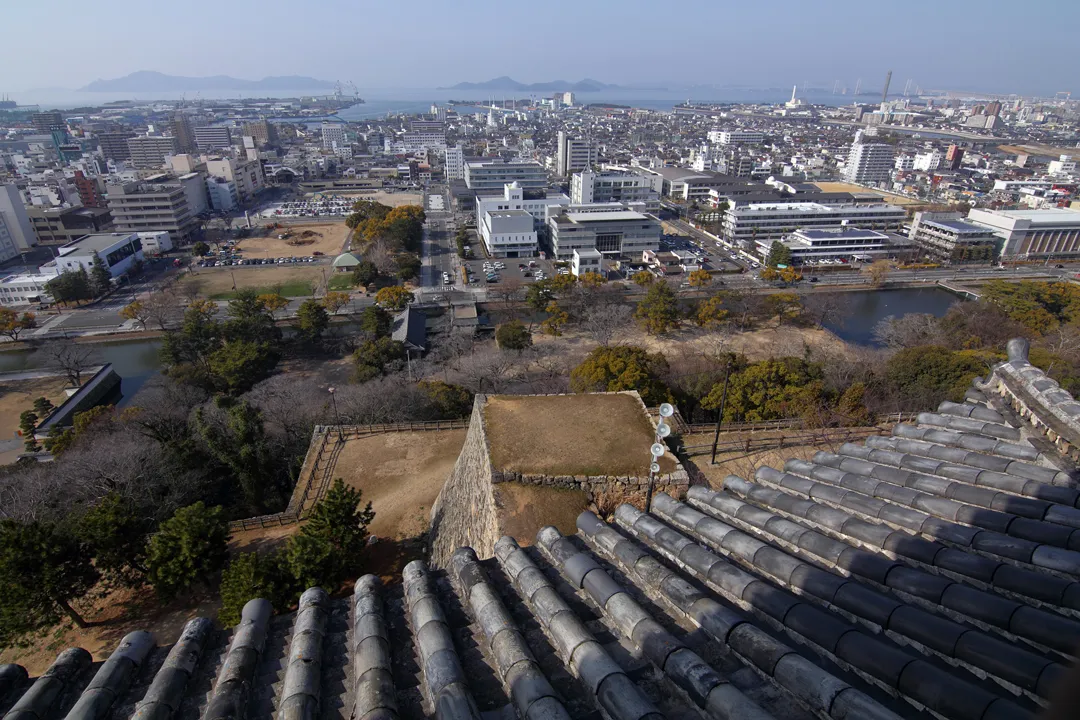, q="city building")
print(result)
[908,211,1000,263]
[967,207,1080,259]
[571,169,660,213]
[0,184,36,262]
[464,159,547,191]
[479,209,537,258]
[547,206,661,260]
[762,227,914,265]
[913,150,943,171]
[842,141,894,185]
[27,205,114,247]
[0,271,58,307]
[127,135,180,169]
[106,179,198,245]
[194,126,232,150]
[97,130,135,161]
[73,171,107,208]
[52,232,144,278]
[556,131,598,176]
[721,201,907,249]
[708,129,765,145]
[241,120,278,146]
[31,112,64,135]
[444,144,464,181]
[476,182,571,232]
[206,157,265,203]
[571,248,602,277]
[137,231,173,255]
[206,177,239,212]
[1048,155,1077,178]
[170,114,196,153]
[321,123,347,150]
[946,144,965,170]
